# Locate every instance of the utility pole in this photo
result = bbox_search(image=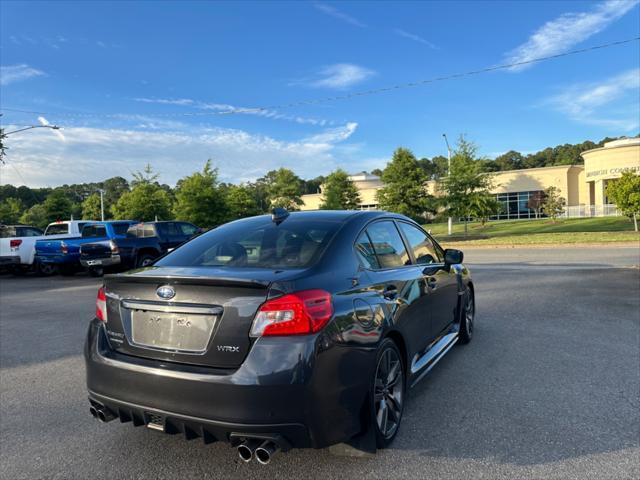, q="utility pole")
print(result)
[97,189,105,221]
[442,134,453,236]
